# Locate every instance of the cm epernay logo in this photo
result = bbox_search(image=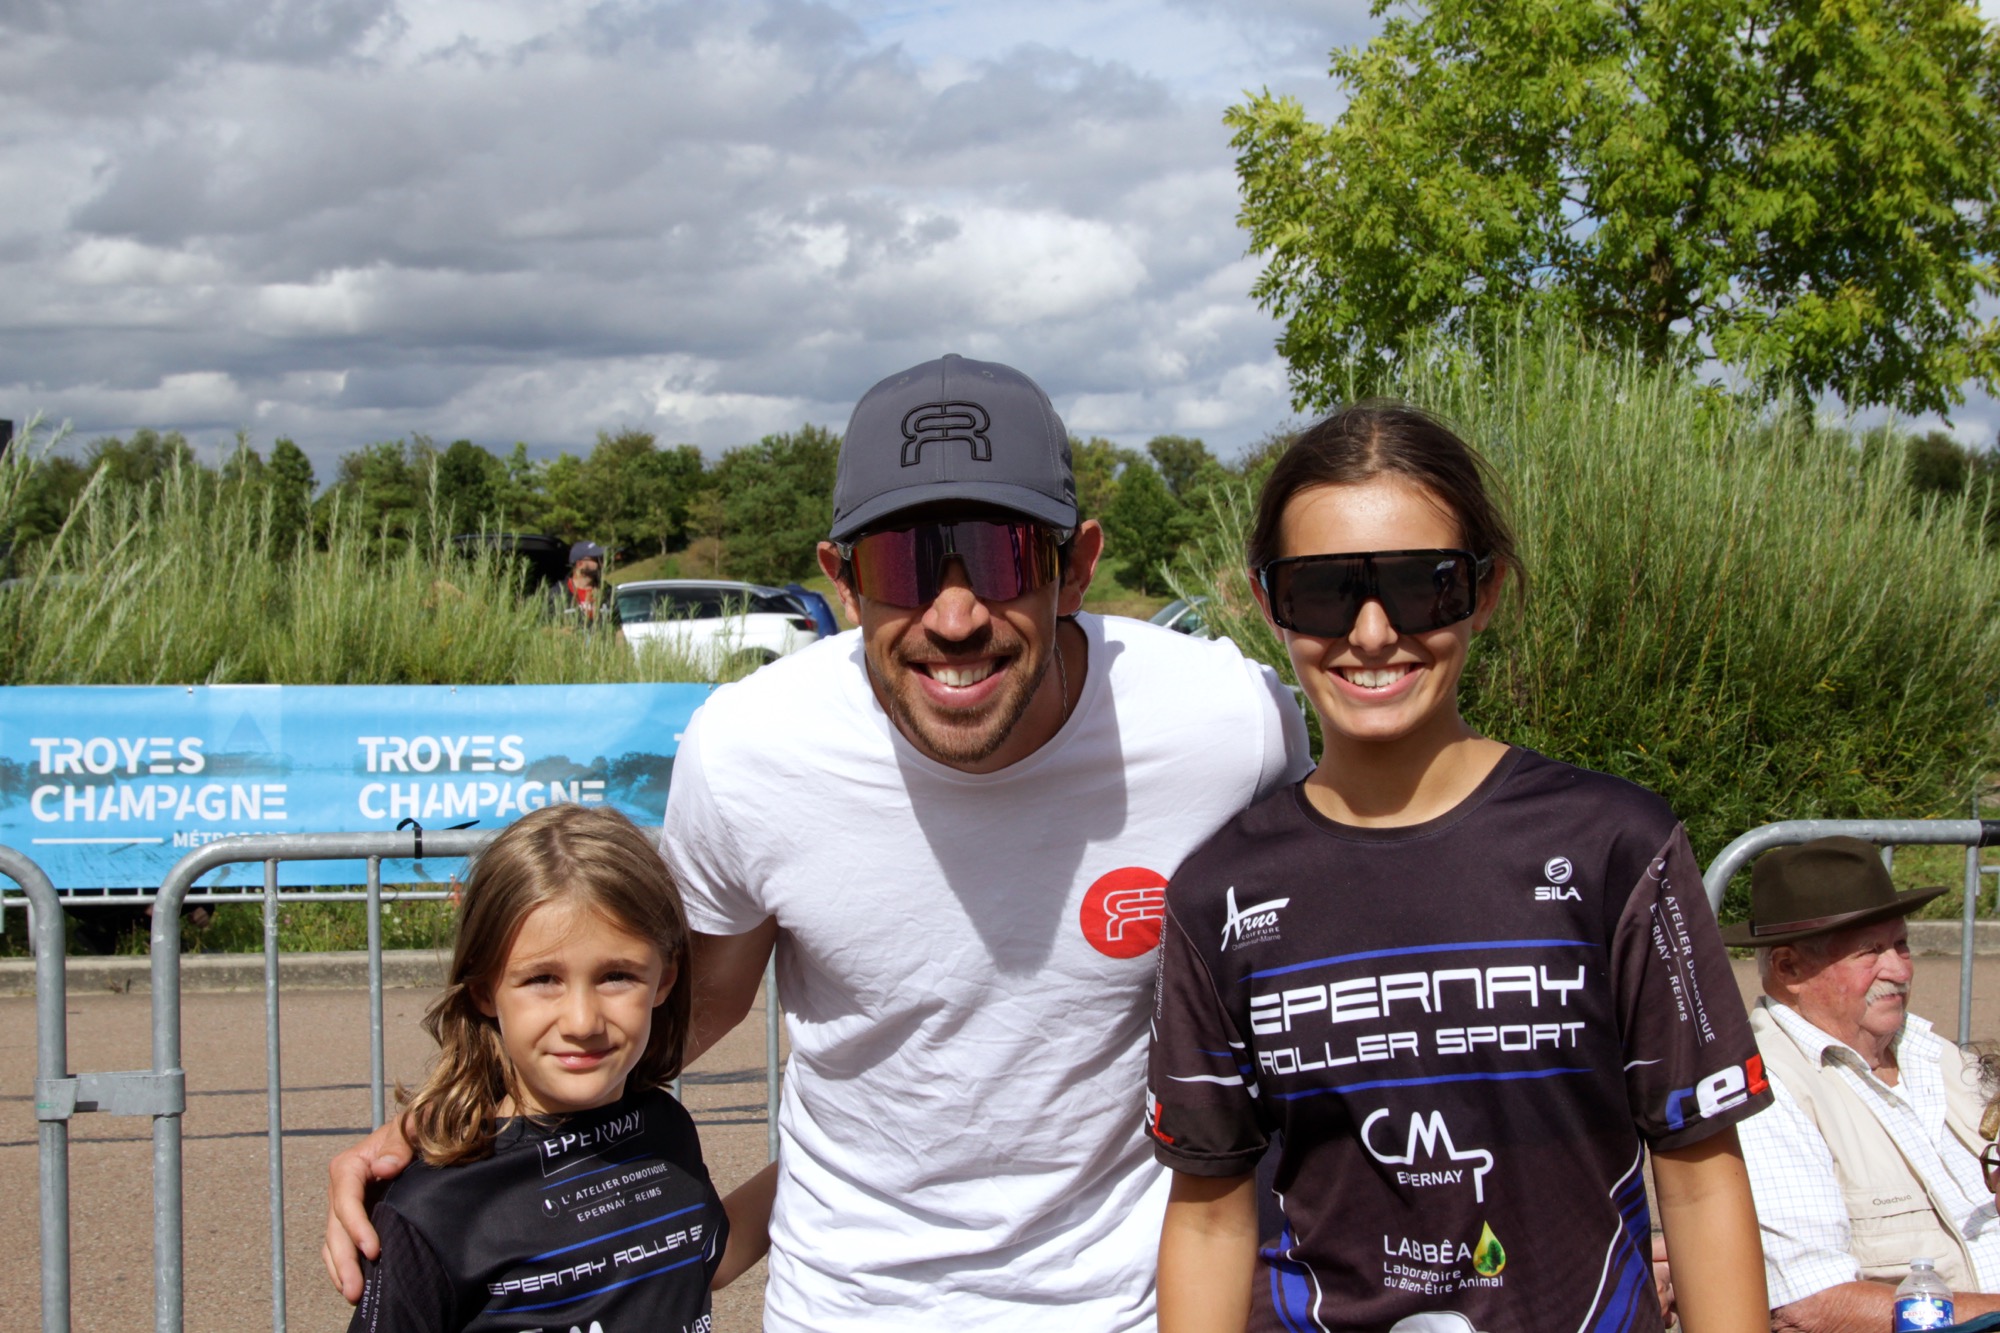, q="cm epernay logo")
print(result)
[1220,886,1290,950]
